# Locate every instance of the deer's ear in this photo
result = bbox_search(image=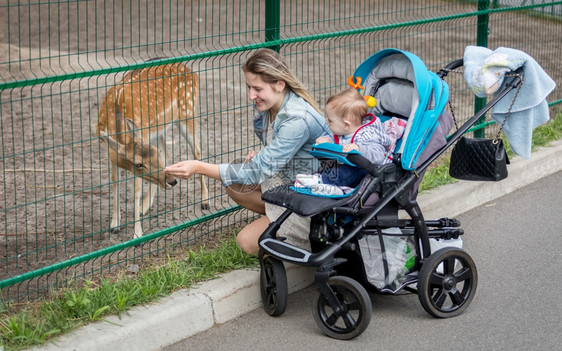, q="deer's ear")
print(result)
[100,131,125,155]
[124,118,143,139]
